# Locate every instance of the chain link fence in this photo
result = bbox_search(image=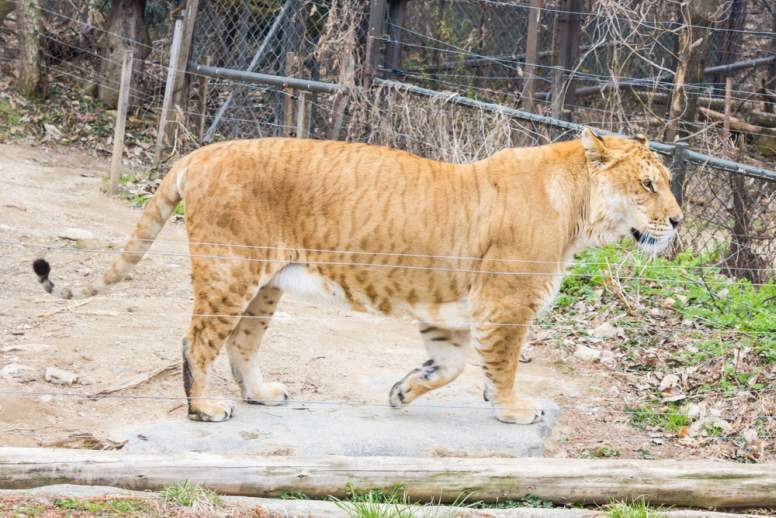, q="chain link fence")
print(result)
[3,0,775,278]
